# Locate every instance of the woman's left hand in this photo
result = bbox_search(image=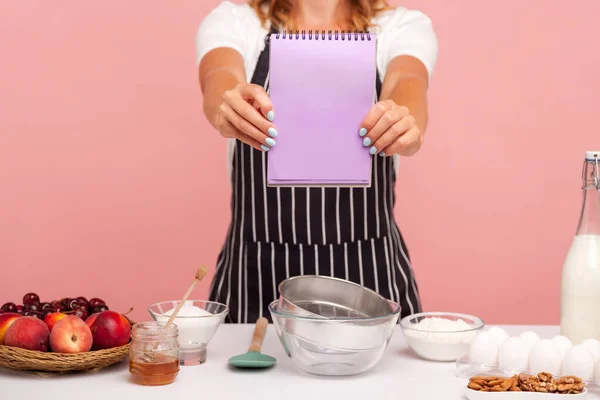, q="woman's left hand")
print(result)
[359,100,423,157]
